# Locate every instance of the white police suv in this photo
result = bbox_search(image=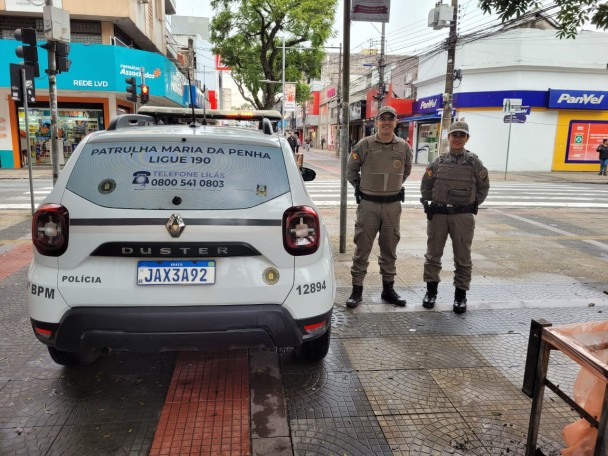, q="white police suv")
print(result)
[28,107,335,366]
